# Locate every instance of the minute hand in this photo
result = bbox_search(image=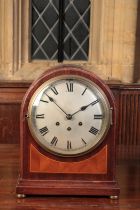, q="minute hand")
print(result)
[45,93,68,116]
[71,99,99,117]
